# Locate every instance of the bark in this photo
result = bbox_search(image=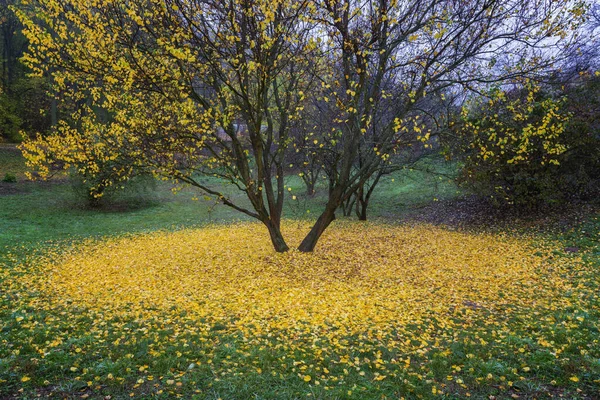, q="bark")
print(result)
[305,180,316,197]
[356,198,368,221]
[265,219,289,253]
[341,193,356,217]
[298,206,336,252]
[302,165,321,197]
[51,85,58,126]
[355,171,383,221]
